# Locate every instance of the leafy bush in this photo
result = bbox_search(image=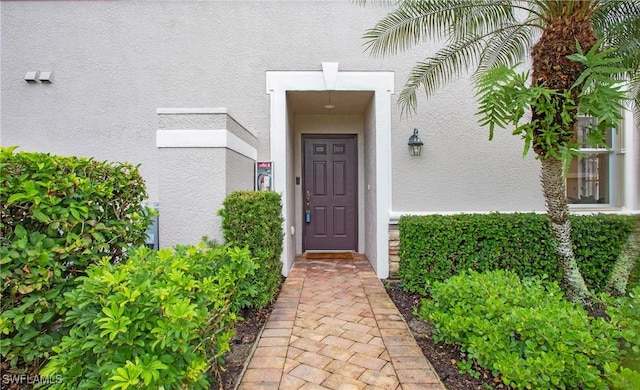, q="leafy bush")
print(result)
[0,147,151,371]
[39,244,257,390]
[604,219,640,296]
[572,216,639,293]
[605,286,640,388]
[418,270,621,389]
[219,191,284,308]
[399,213,637,295]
